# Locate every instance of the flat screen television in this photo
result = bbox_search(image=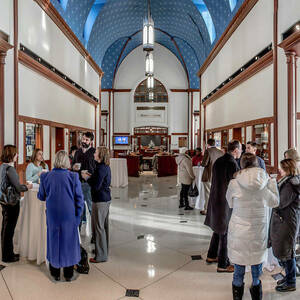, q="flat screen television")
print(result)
[114,136,129,145]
